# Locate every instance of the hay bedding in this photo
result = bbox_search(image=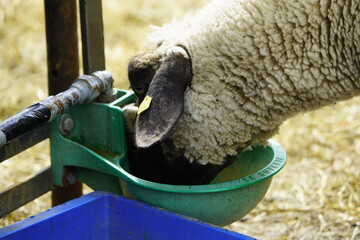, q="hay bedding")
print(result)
[0,0,359,239]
